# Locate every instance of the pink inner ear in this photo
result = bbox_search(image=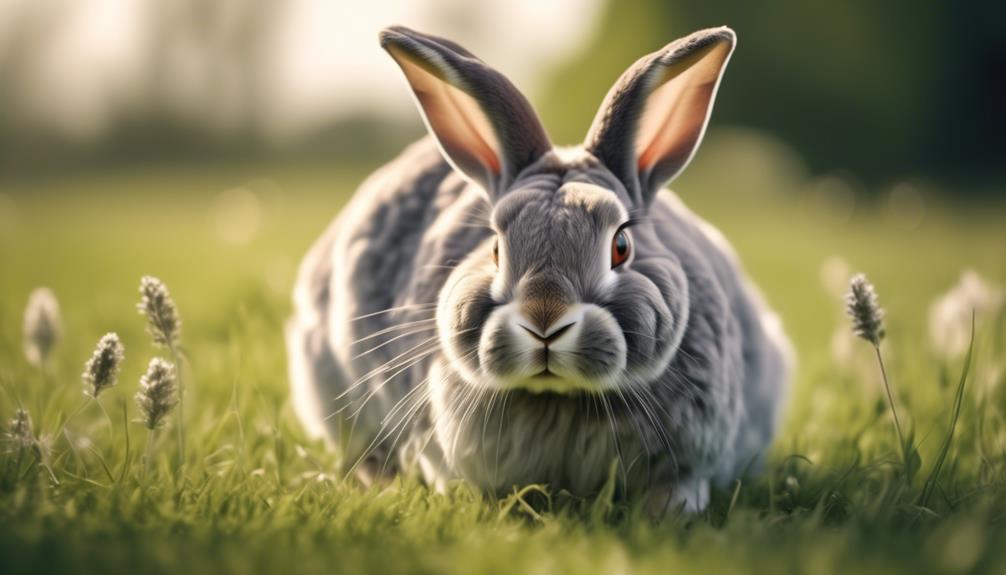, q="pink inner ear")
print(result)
[439,84,501,174]
[635,42,731,175]
[636,79,715,171]
[397,54,501,177]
